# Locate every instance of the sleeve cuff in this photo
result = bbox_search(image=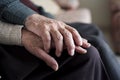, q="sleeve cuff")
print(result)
[0,21,23,46]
